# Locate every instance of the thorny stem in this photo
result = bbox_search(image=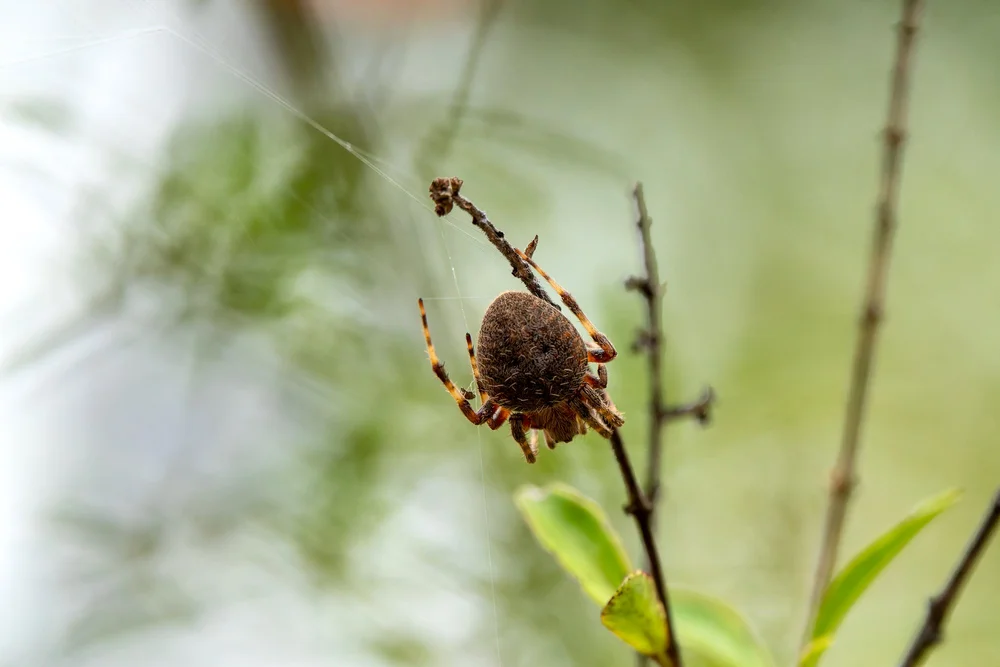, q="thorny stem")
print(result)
[898,487,1000,667]
[428,177,561,311]
[802,0,926,645]
[429,177,682,666]
[610,428,683,667]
